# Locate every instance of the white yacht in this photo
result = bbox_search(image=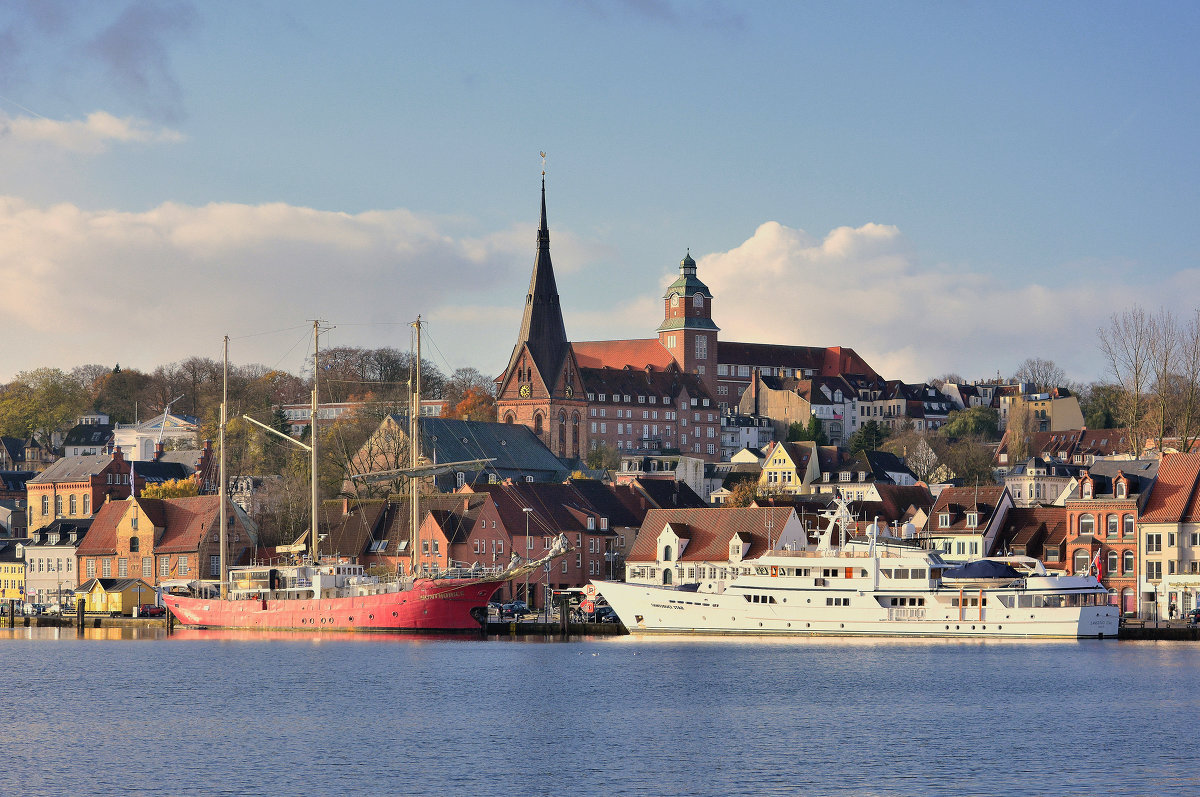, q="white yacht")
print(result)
[594,503,1118,639]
